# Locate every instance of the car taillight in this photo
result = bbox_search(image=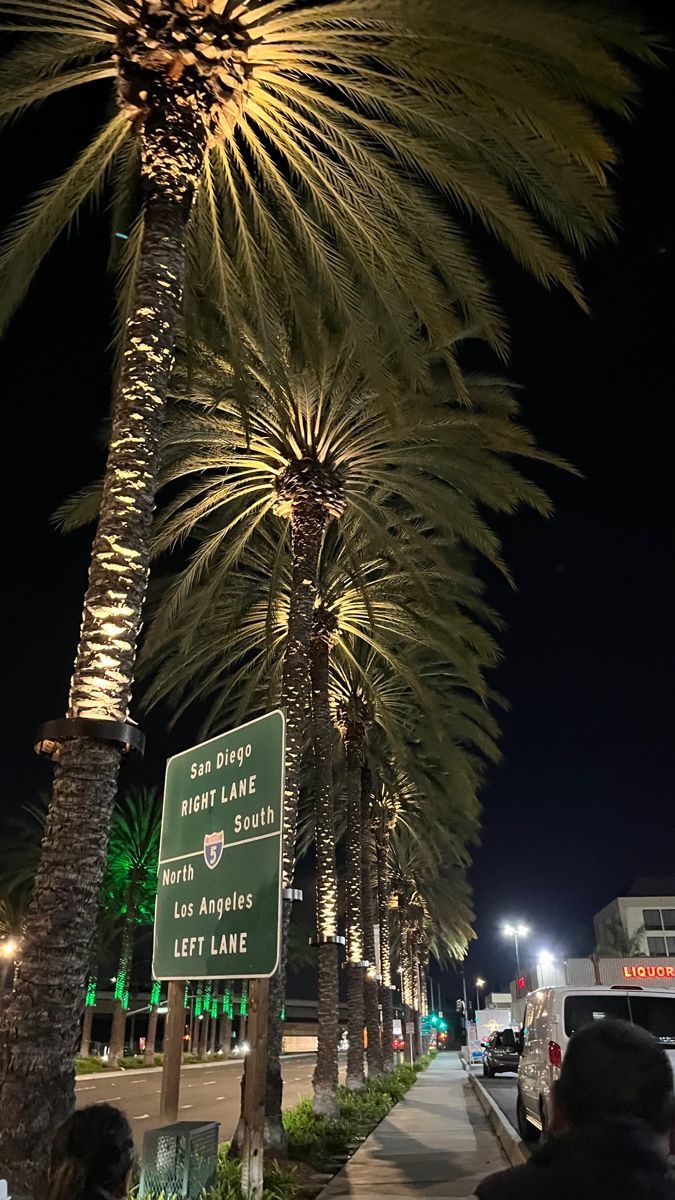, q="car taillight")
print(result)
[548,1040,562,1067]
